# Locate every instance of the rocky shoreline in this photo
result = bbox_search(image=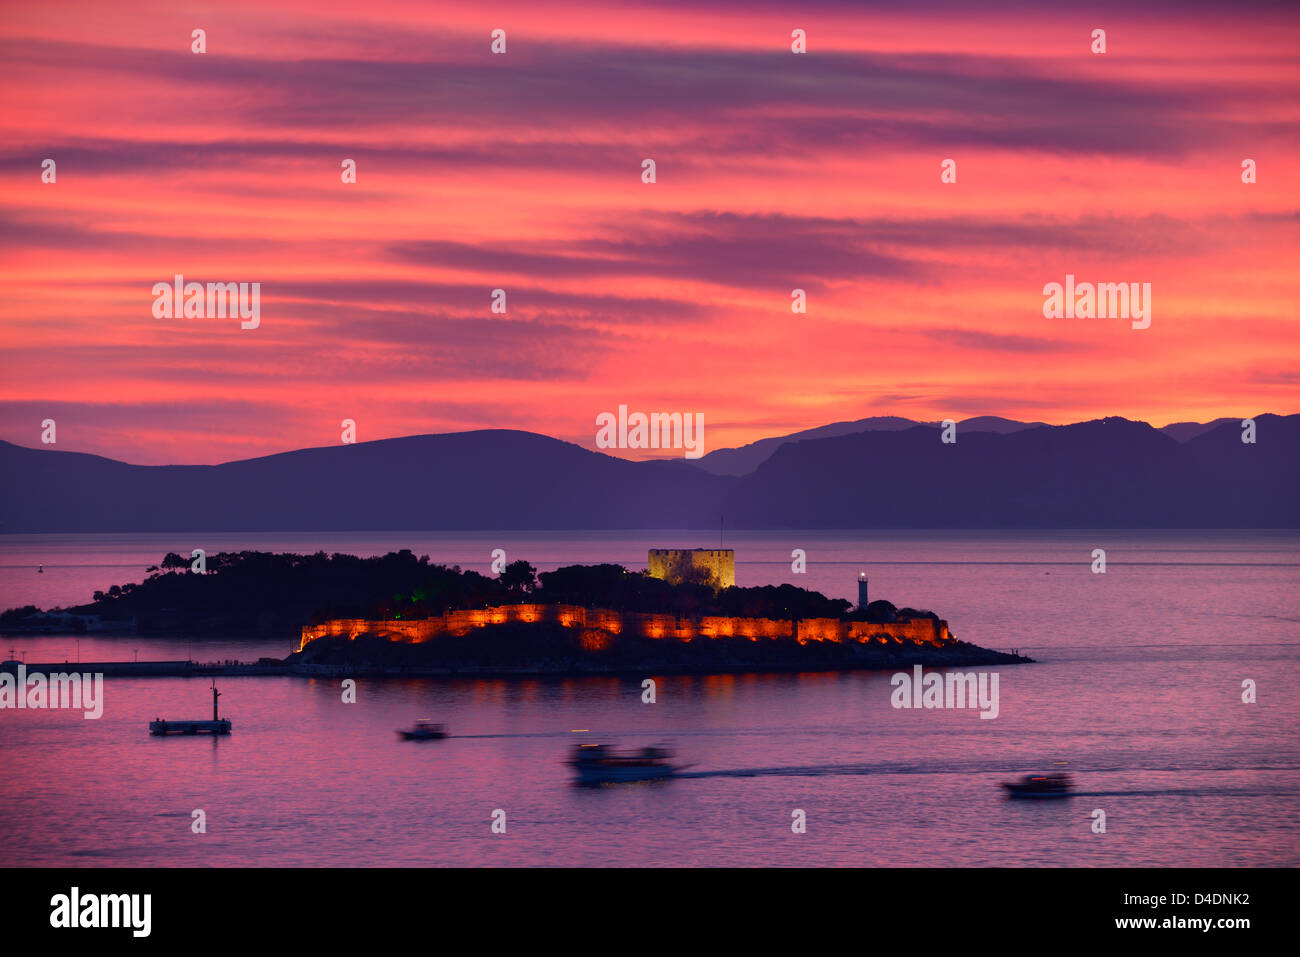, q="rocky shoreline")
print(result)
[287,621,1031,678]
